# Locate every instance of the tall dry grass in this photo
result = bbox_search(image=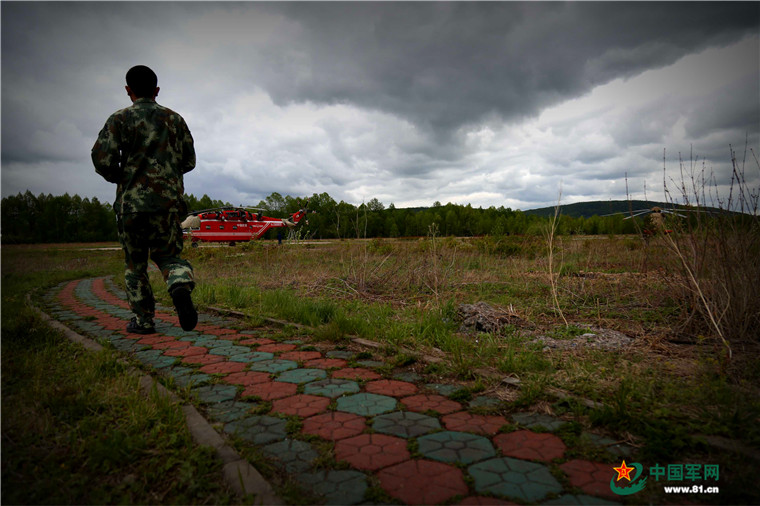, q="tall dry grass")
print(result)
[659,145,760,364]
